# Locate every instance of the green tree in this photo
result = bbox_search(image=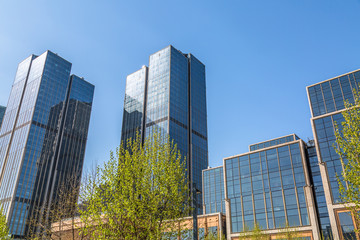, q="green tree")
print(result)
[334,89,360,234]
[79,131,191,239]
[0,206,10,239]
[238,222,269,240]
